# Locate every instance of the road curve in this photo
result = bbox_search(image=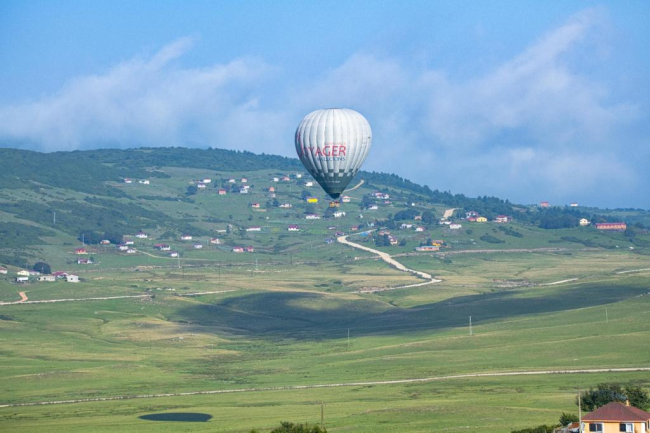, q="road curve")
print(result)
[1,367,647,408]
[337,234,438,283]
